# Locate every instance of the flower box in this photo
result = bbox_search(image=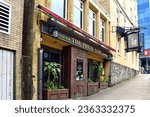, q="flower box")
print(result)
[87,82,99,96]
[43,89,69,100]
